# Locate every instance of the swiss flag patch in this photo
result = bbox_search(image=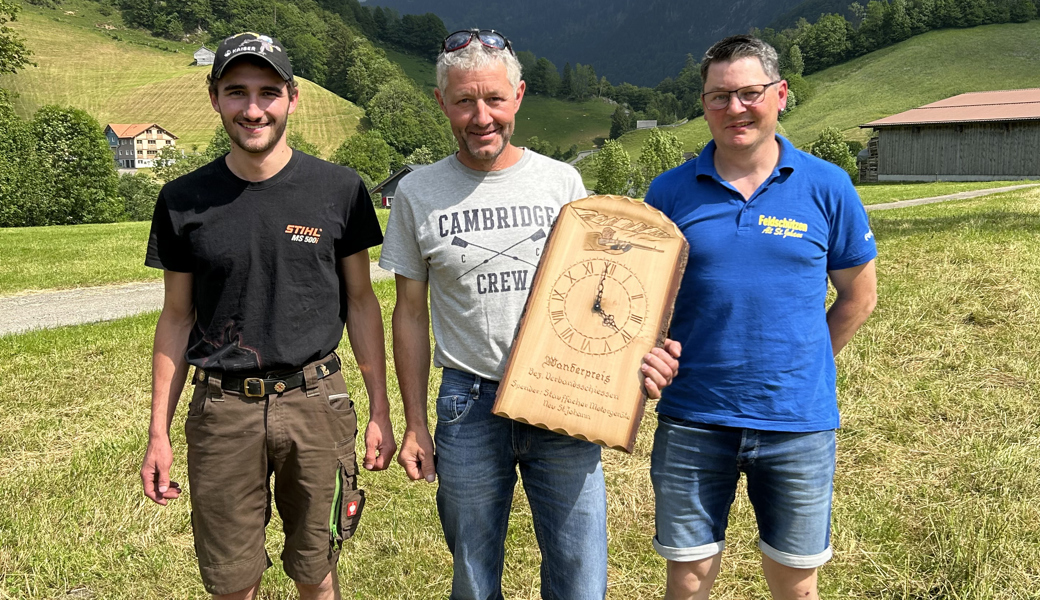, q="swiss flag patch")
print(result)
[346,501,358,517]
